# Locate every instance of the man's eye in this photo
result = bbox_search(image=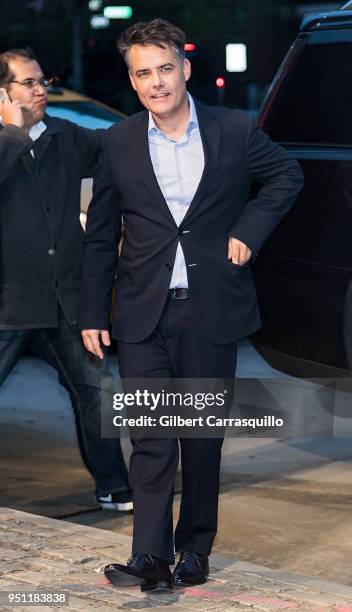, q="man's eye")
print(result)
[160,66,172,73]
[137,72,149,78]
[24,80,35,87]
